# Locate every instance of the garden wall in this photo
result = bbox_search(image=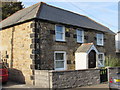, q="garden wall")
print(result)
[35,69,100,88]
